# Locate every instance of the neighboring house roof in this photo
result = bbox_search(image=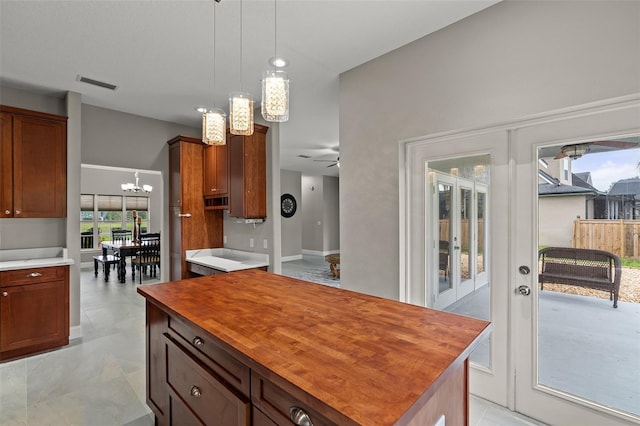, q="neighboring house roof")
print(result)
[538,183,598,196]
[538,171,602,197]
[572,173,600,192]
[574,172,592,185]
[608,177,640,196]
